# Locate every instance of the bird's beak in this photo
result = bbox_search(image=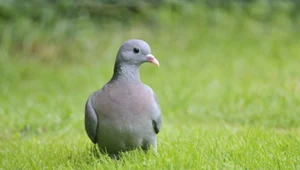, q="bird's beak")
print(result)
[146,54,159,66]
